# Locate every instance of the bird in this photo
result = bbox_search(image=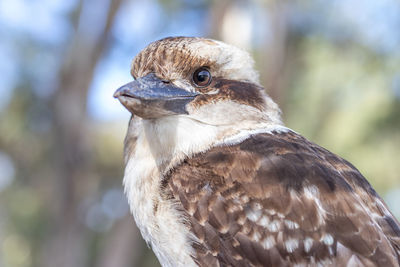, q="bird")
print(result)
[114,36,400,267]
